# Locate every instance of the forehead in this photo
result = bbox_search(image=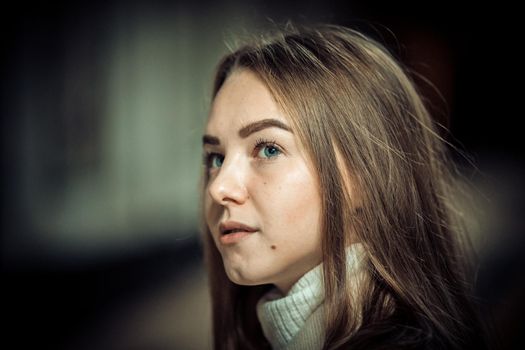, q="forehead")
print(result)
[206,69,288,133]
